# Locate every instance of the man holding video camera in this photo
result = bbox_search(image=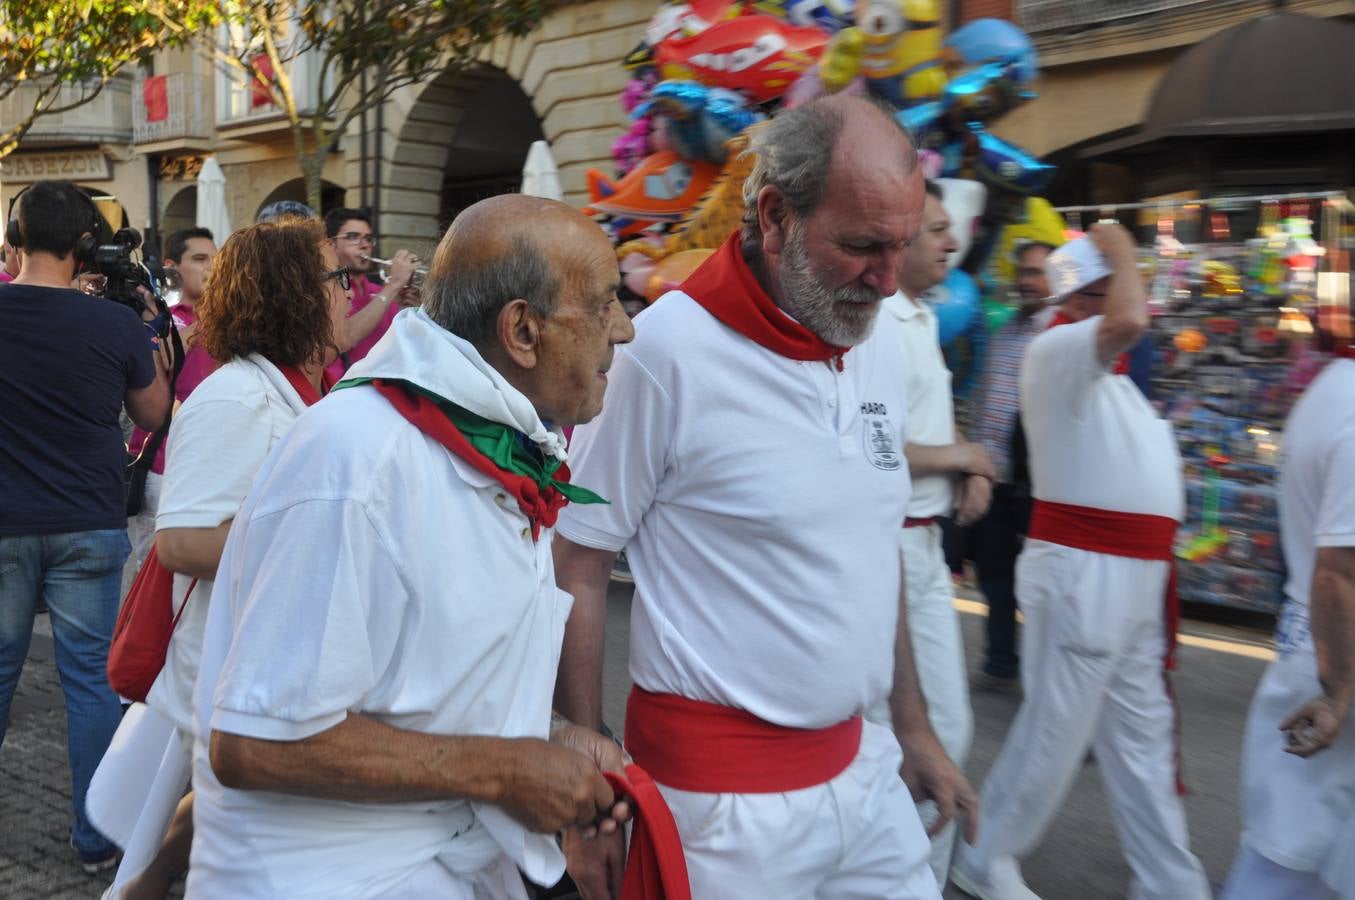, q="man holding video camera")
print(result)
[0,180,173,872]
